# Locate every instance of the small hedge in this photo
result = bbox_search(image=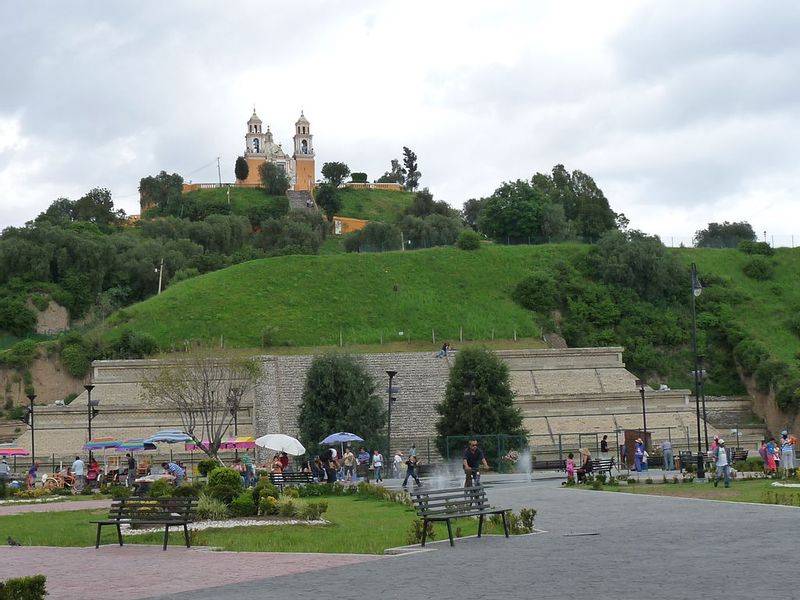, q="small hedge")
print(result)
[0,575,47,600]
[742,257,774,281]
[456,229,481,250]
